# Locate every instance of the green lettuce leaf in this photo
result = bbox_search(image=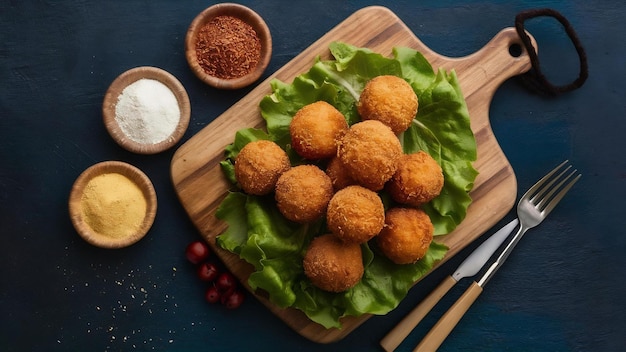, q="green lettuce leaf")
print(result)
[215,42,477,328]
